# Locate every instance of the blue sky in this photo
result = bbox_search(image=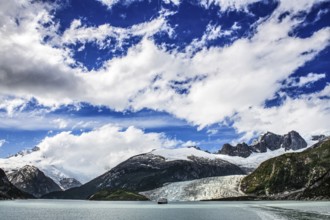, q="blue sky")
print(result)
[0,0,329,157]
